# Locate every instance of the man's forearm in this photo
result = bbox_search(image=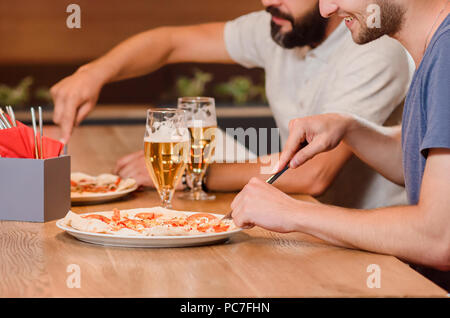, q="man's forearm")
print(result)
[77,22,230,85]
[207,144,351,194]
[343,116,404,185]
[206,162,260,192]
[293,202,448,269]
[78,27,176,85]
